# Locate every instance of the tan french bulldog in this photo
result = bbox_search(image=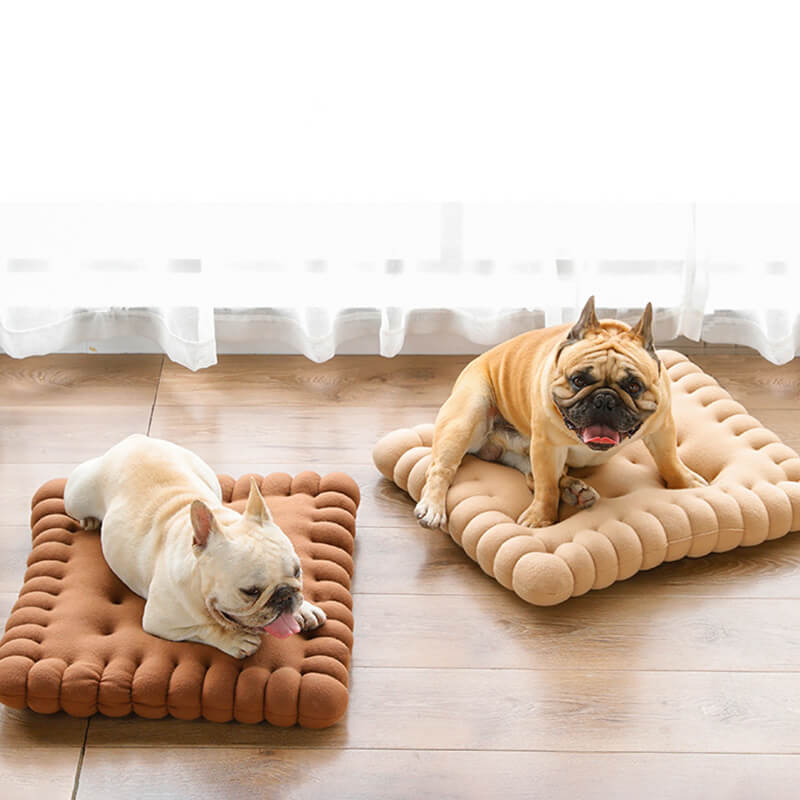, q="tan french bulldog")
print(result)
[64,434,326,658]
[415,296,707,530]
